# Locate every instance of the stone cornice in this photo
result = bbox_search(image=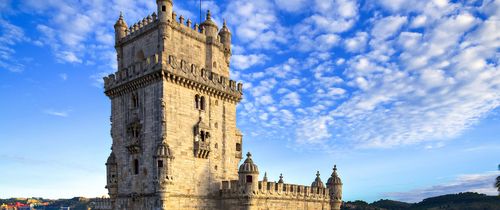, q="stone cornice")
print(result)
[104,66,242,103]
